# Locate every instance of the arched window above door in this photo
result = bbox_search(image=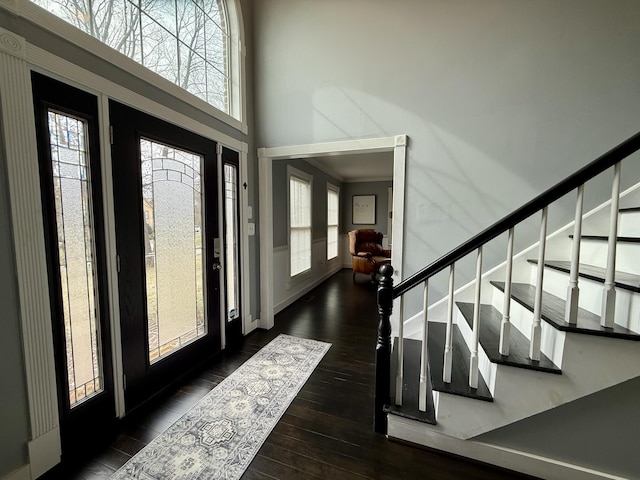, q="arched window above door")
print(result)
[28,0,244,122]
